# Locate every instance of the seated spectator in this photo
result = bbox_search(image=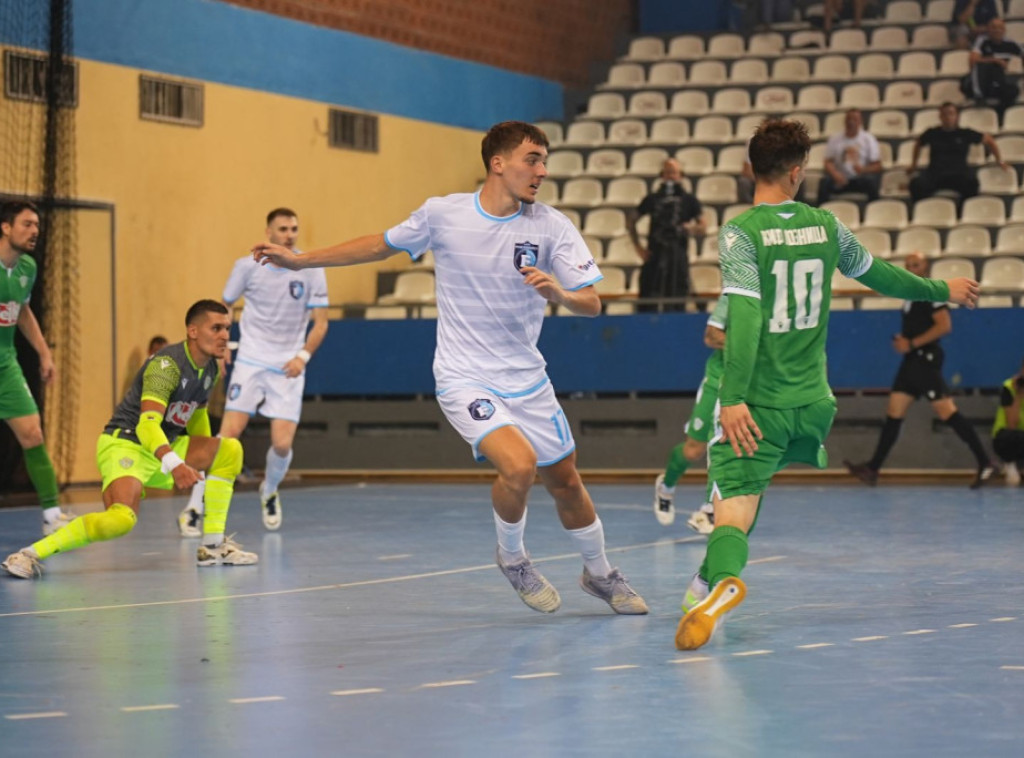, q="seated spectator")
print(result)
[963,18,1023,123]
[817,108,882,204]
[992,357,1024,487]
[951,0,1002,50]
[907,102,1008,203]
[823,0,875,32]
